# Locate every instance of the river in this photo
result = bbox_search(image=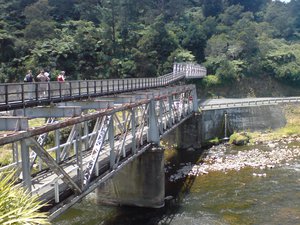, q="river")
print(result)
[53,138,300,225]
